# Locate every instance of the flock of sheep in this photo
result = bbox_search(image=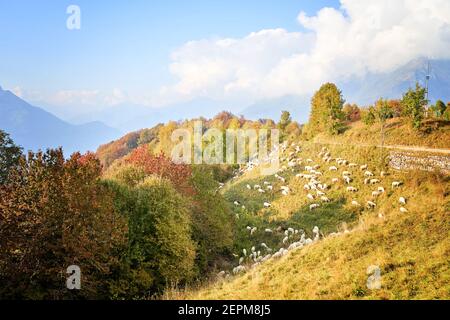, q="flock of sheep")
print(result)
[219,142,409,279]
